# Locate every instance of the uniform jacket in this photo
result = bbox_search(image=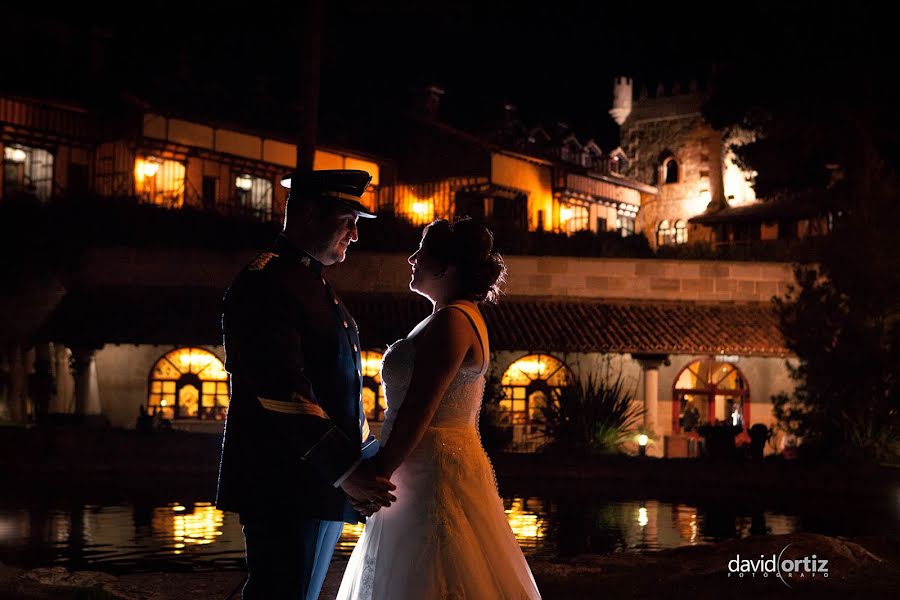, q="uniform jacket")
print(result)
[216,234,371,523]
